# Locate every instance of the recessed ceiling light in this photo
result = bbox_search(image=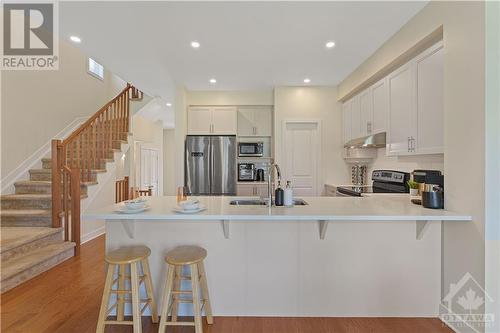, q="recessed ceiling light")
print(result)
[166,103,172,107]
[190,41,200,48]
[325,41,336,49]
[303,78,311,84]
[70,36,81,43]
[209,78,217,84]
